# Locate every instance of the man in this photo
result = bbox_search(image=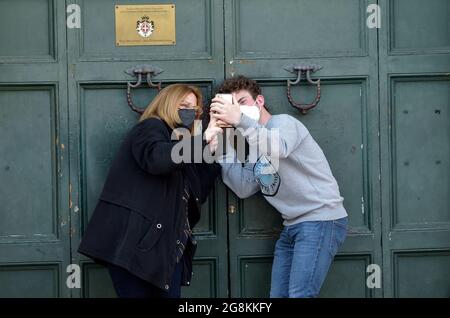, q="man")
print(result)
[209,75,348,298]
